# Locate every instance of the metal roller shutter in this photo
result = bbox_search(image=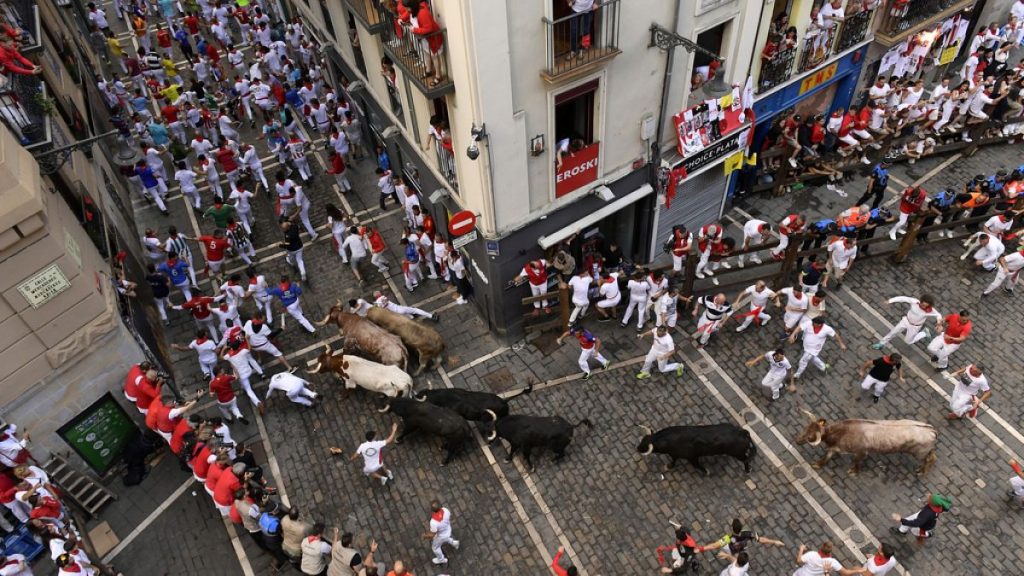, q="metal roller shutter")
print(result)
[655,168,729,246]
